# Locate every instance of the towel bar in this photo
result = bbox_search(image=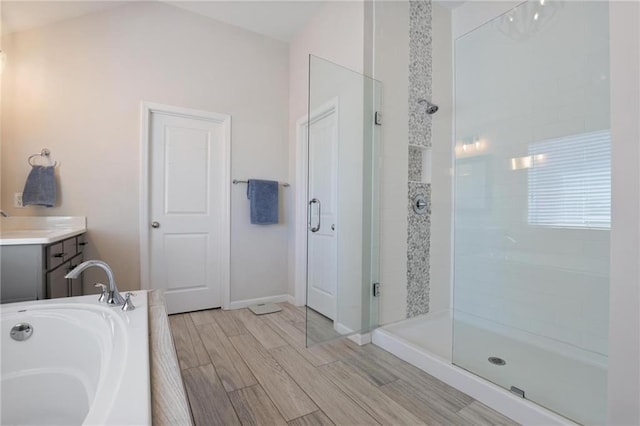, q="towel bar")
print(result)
[233,179,290,187]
